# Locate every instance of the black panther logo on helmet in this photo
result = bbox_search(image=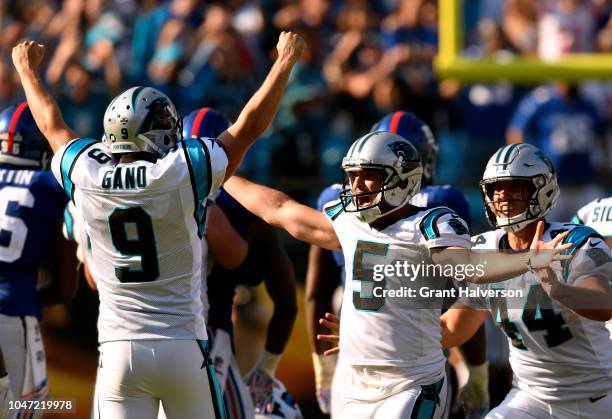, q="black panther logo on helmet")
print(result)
[387,141,419,171]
